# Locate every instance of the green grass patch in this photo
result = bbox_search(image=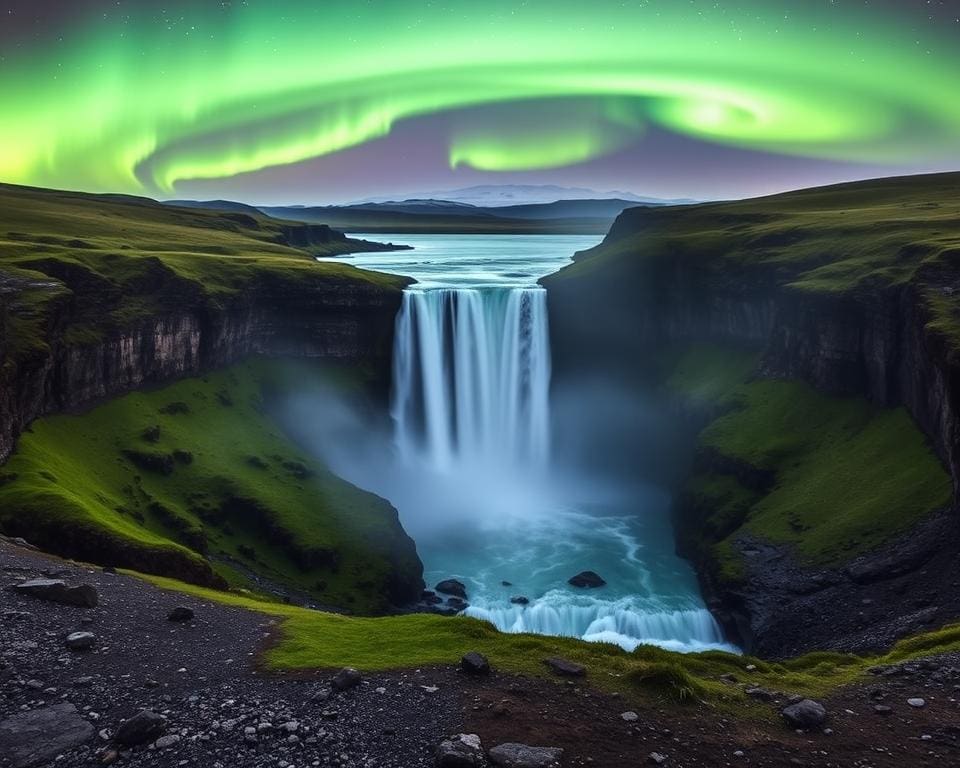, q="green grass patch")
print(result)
[0,359,421,613]
[696,380,951,567]
[135,569,960,711]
